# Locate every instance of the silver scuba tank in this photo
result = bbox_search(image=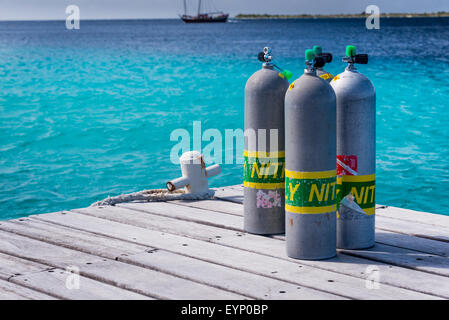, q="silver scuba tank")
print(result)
[244,47,290,235]
[284,49,337,260]
[331,45,376,249]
